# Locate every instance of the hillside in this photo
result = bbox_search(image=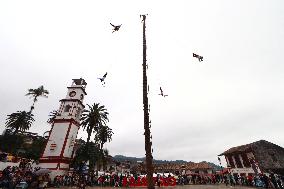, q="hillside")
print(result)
[113,155,188,164]
[113,155,222,170]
